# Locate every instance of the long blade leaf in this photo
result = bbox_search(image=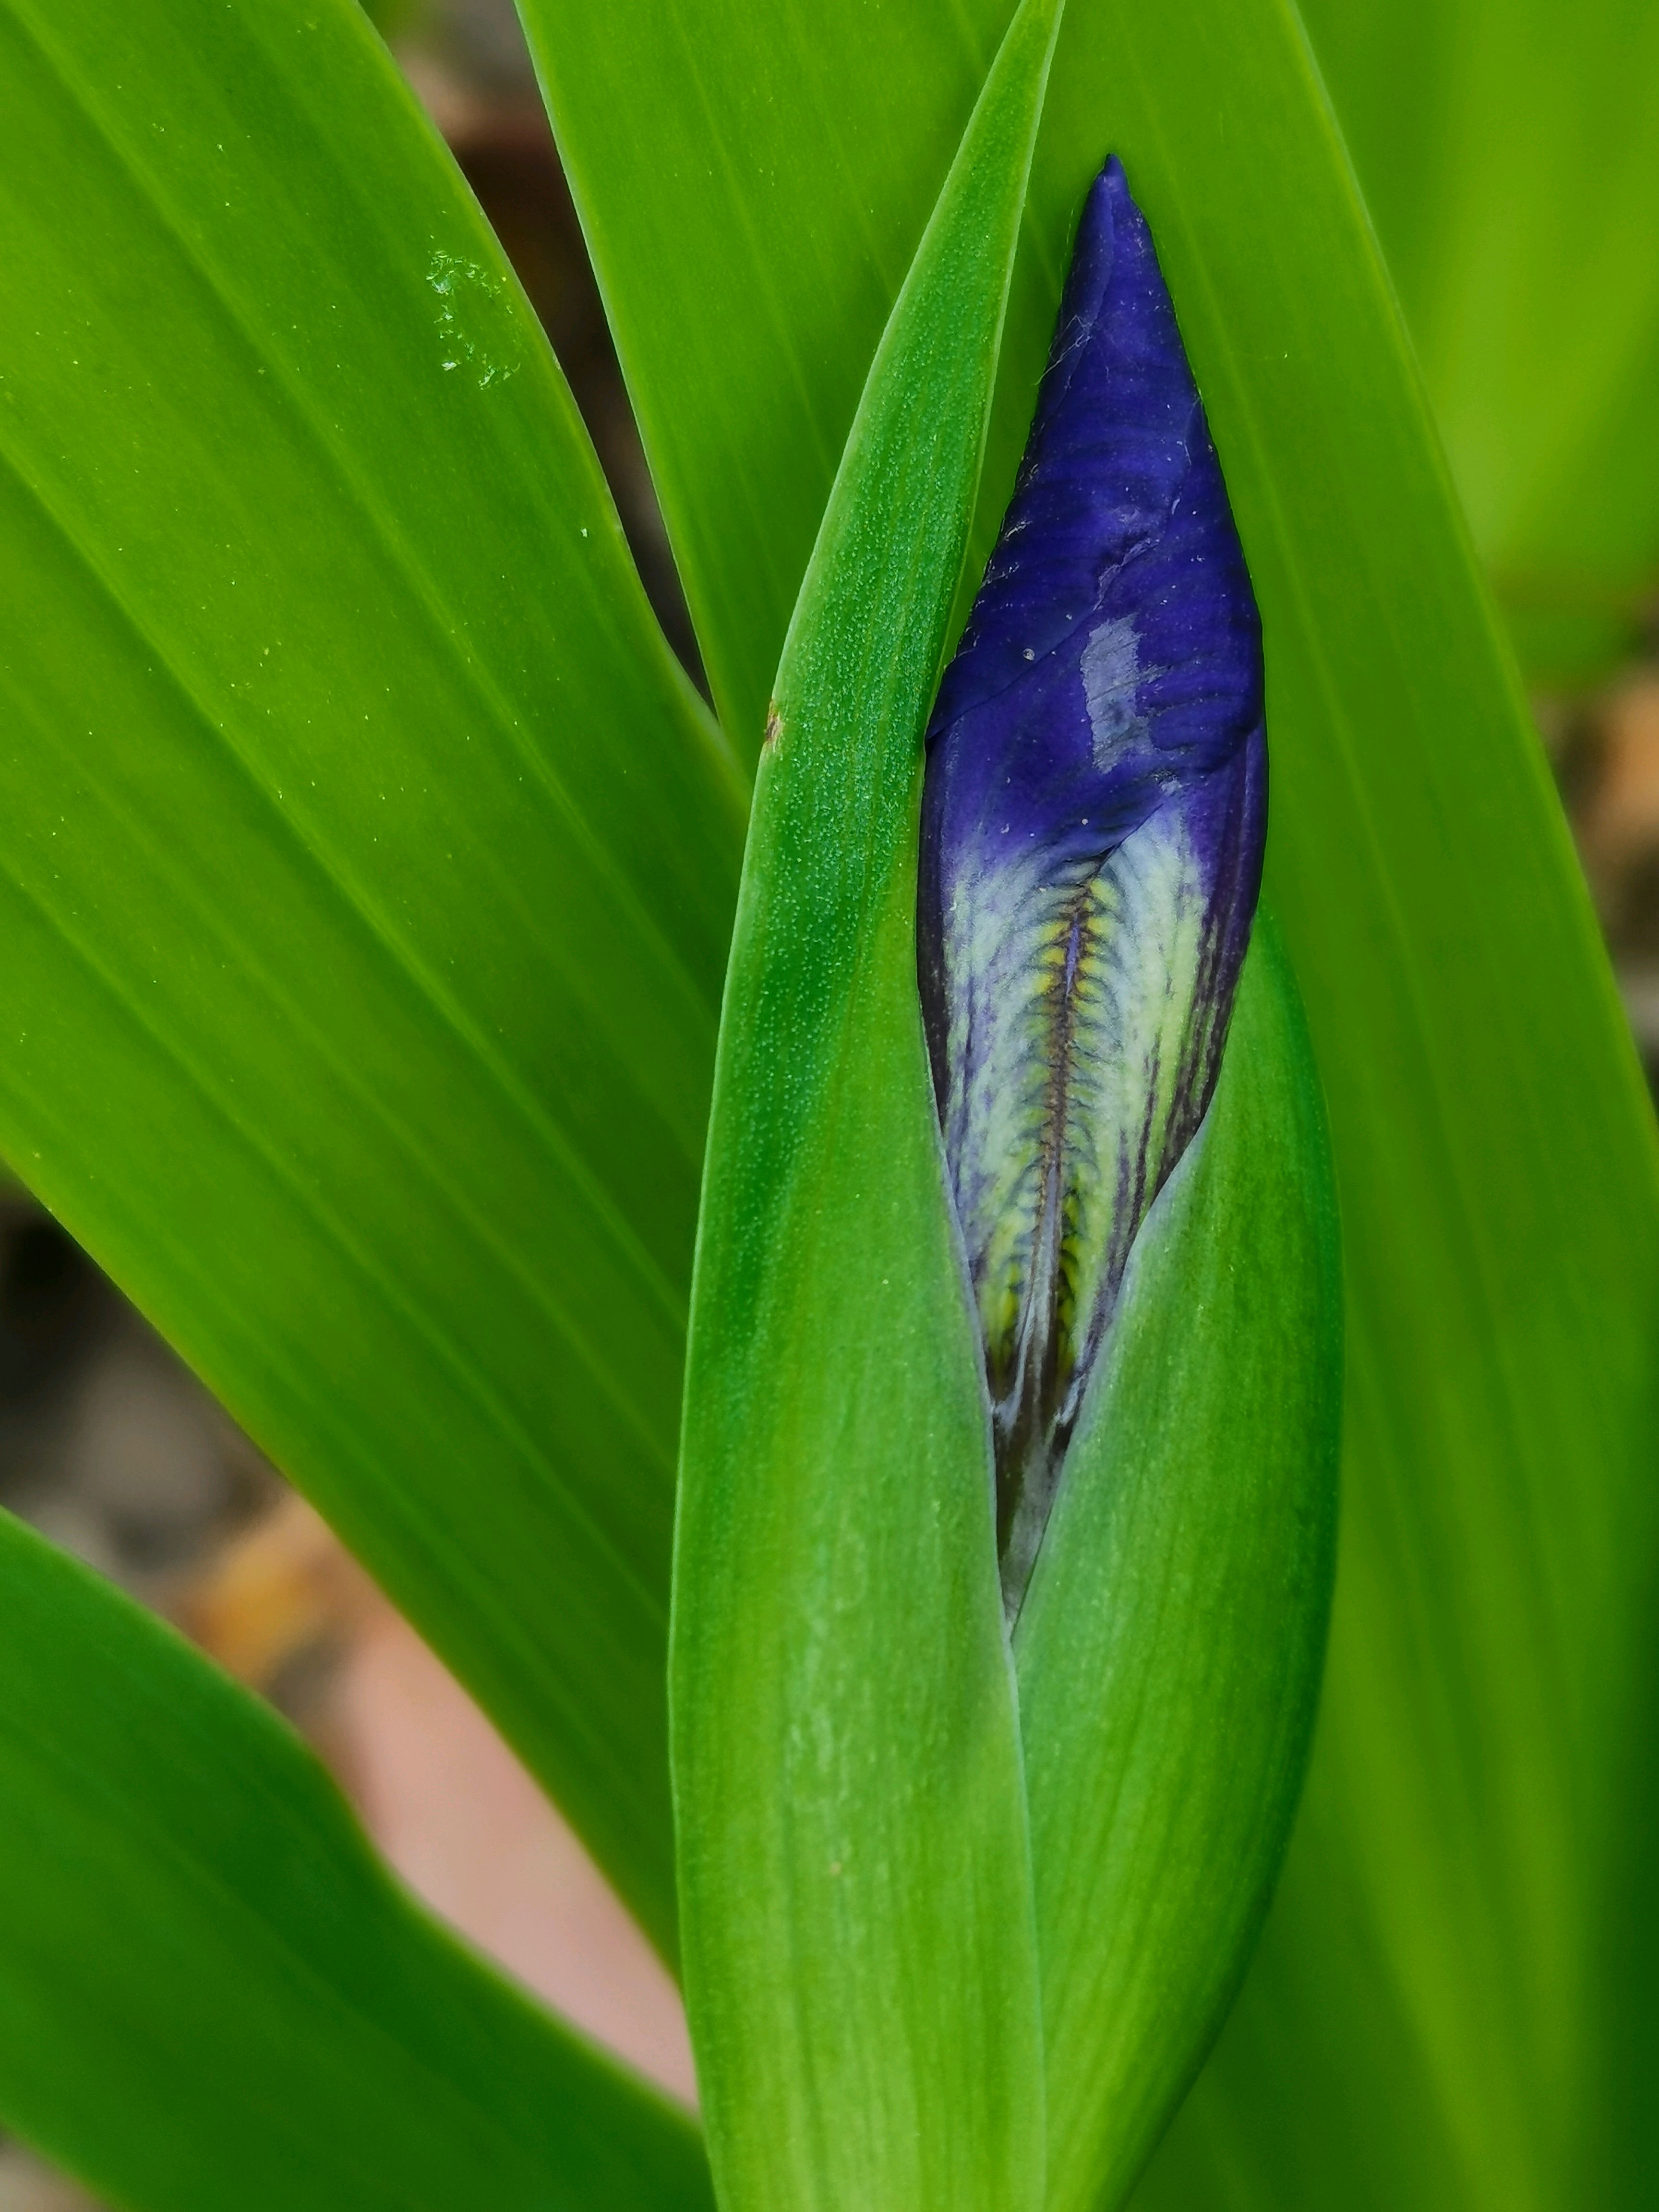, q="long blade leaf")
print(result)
[0,0,745,1953]
[0,1508,712,2212]
[1017,916,1341,2212]
[530,0,1659,2196]
[1028,12,1659,2205]
[671,4,1062,2205]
